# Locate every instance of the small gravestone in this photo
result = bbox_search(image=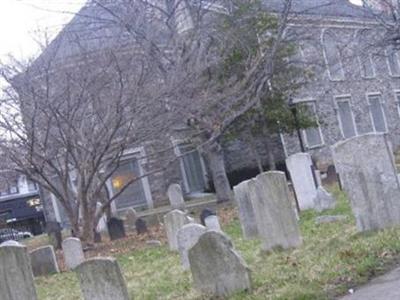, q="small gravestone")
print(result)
[200,208,215,226]
[286,153,318,210]
[46,221,62,250]
[124,208,138,231]
[164,209,191,251]
[107,217,126,241]
[0,242,38,300]
[75,257,129,300]
[177,223,207,270]
[167,184,185,210]
[248,171,302,251]
[314,186,336,212]
[332,133,400,232]
[30,245,59,277]
[62,237,85,270]
[204,215,222,232]
[146,240,162,247]
[188,231,251,297]
[135,218,148,235]
[233,180,258,239]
